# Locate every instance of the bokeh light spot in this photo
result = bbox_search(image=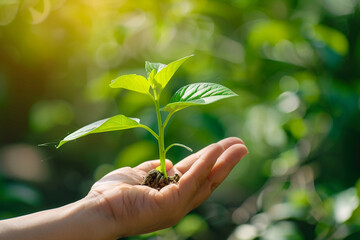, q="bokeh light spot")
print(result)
[0,144,49,182]
[277,91,300,113]
[234,224,258,240]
